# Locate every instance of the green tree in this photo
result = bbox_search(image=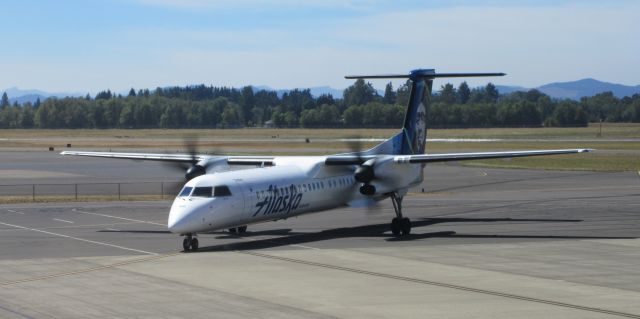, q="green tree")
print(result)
[580,92,619,121]
[316,94,335,106]
[439,83,456,105]
[240,86,255,126]
[383,82,396,104]
[95,90,112,100]
[551,101,588,126]
[622,99,640,122]
[119,104,135,127]
[457,82,470,104]
[221,104,240,127]
[344,79,378,106]
[497,100,541,126]
[395,80,411,107]
[20,105,35,128]
[1,92,9,109]
[485,83,499,103]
